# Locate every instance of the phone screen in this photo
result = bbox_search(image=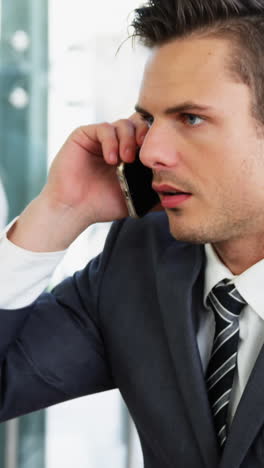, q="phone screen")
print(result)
[117,149,160,217]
